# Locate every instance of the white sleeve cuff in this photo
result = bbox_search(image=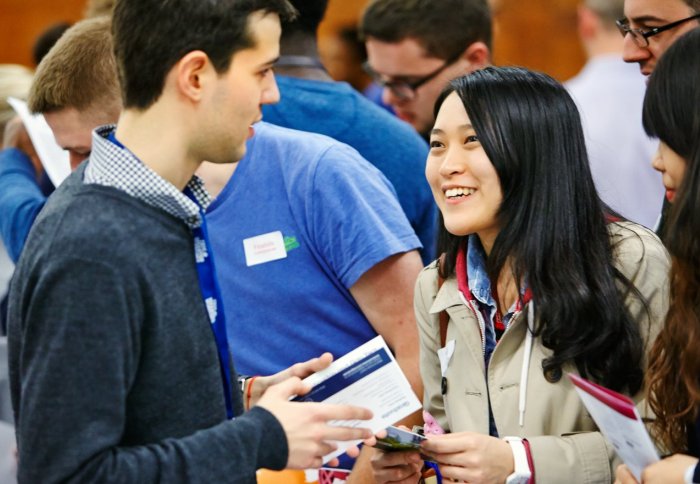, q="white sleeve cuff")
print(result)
[684,463,696,484]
